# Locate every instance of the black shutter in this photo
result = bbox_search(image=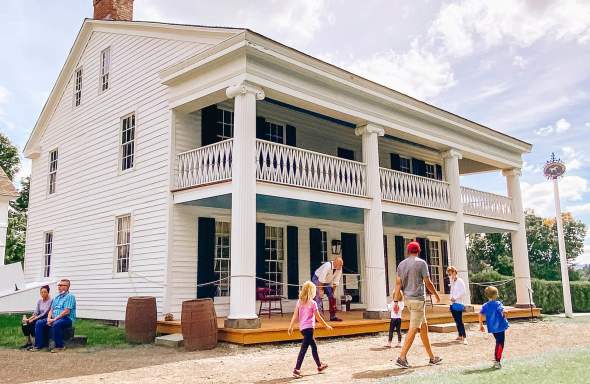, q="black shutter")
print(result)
[286,124,297,147]
[435,164,443,180]
[197,217,216,298]
[412,159,427,177]
[341,233,358,273]
[337,147,355,161]
[256,223,265,287]
[287,226,299,299]
[416,237,429,263]
[383,235,390,295]
[441,240,450,294]
[309,228,323,277]
[390,154,401,171]
[201,105,219,146]
[394,236,405,267]
[256,117,266,140]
